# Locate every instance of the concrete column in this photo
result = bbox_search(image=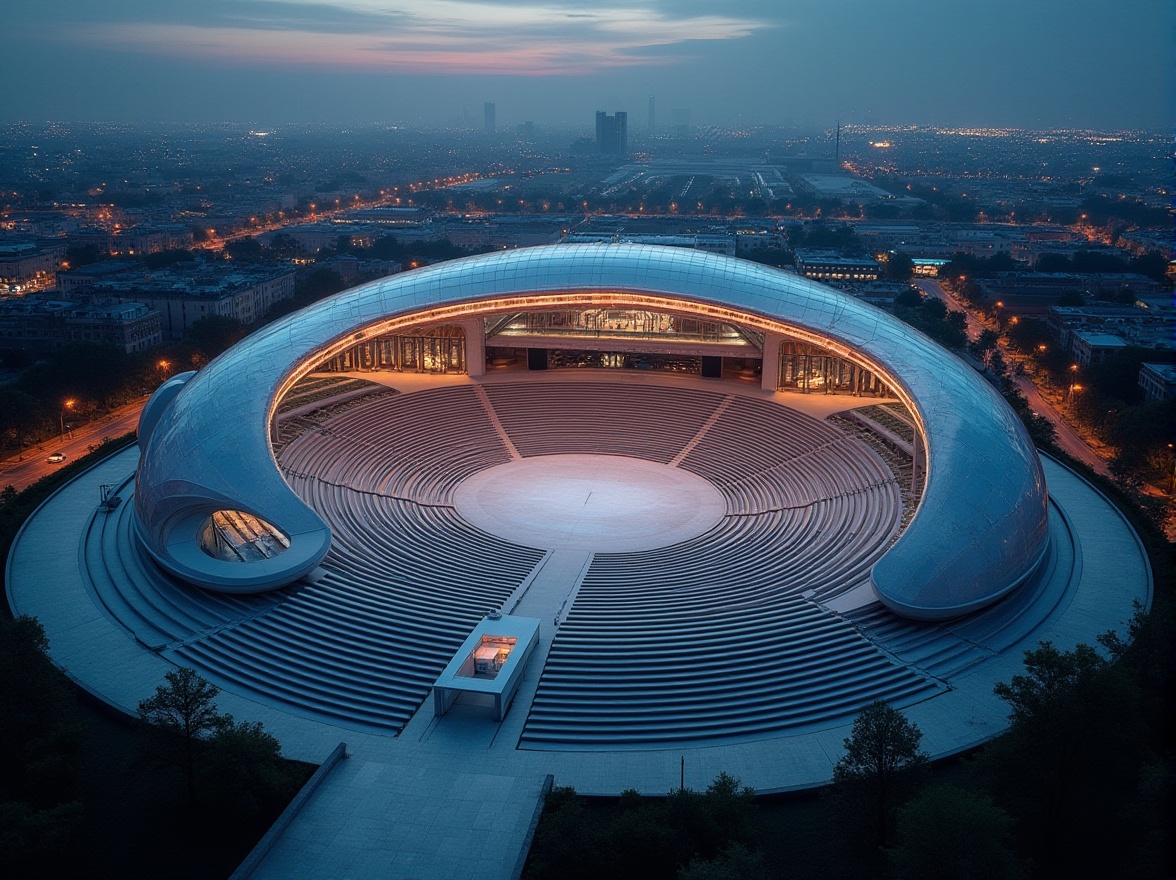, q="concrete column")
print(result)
[761,332,783,392]
[461,316,486,377]
[911,431,921,496]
